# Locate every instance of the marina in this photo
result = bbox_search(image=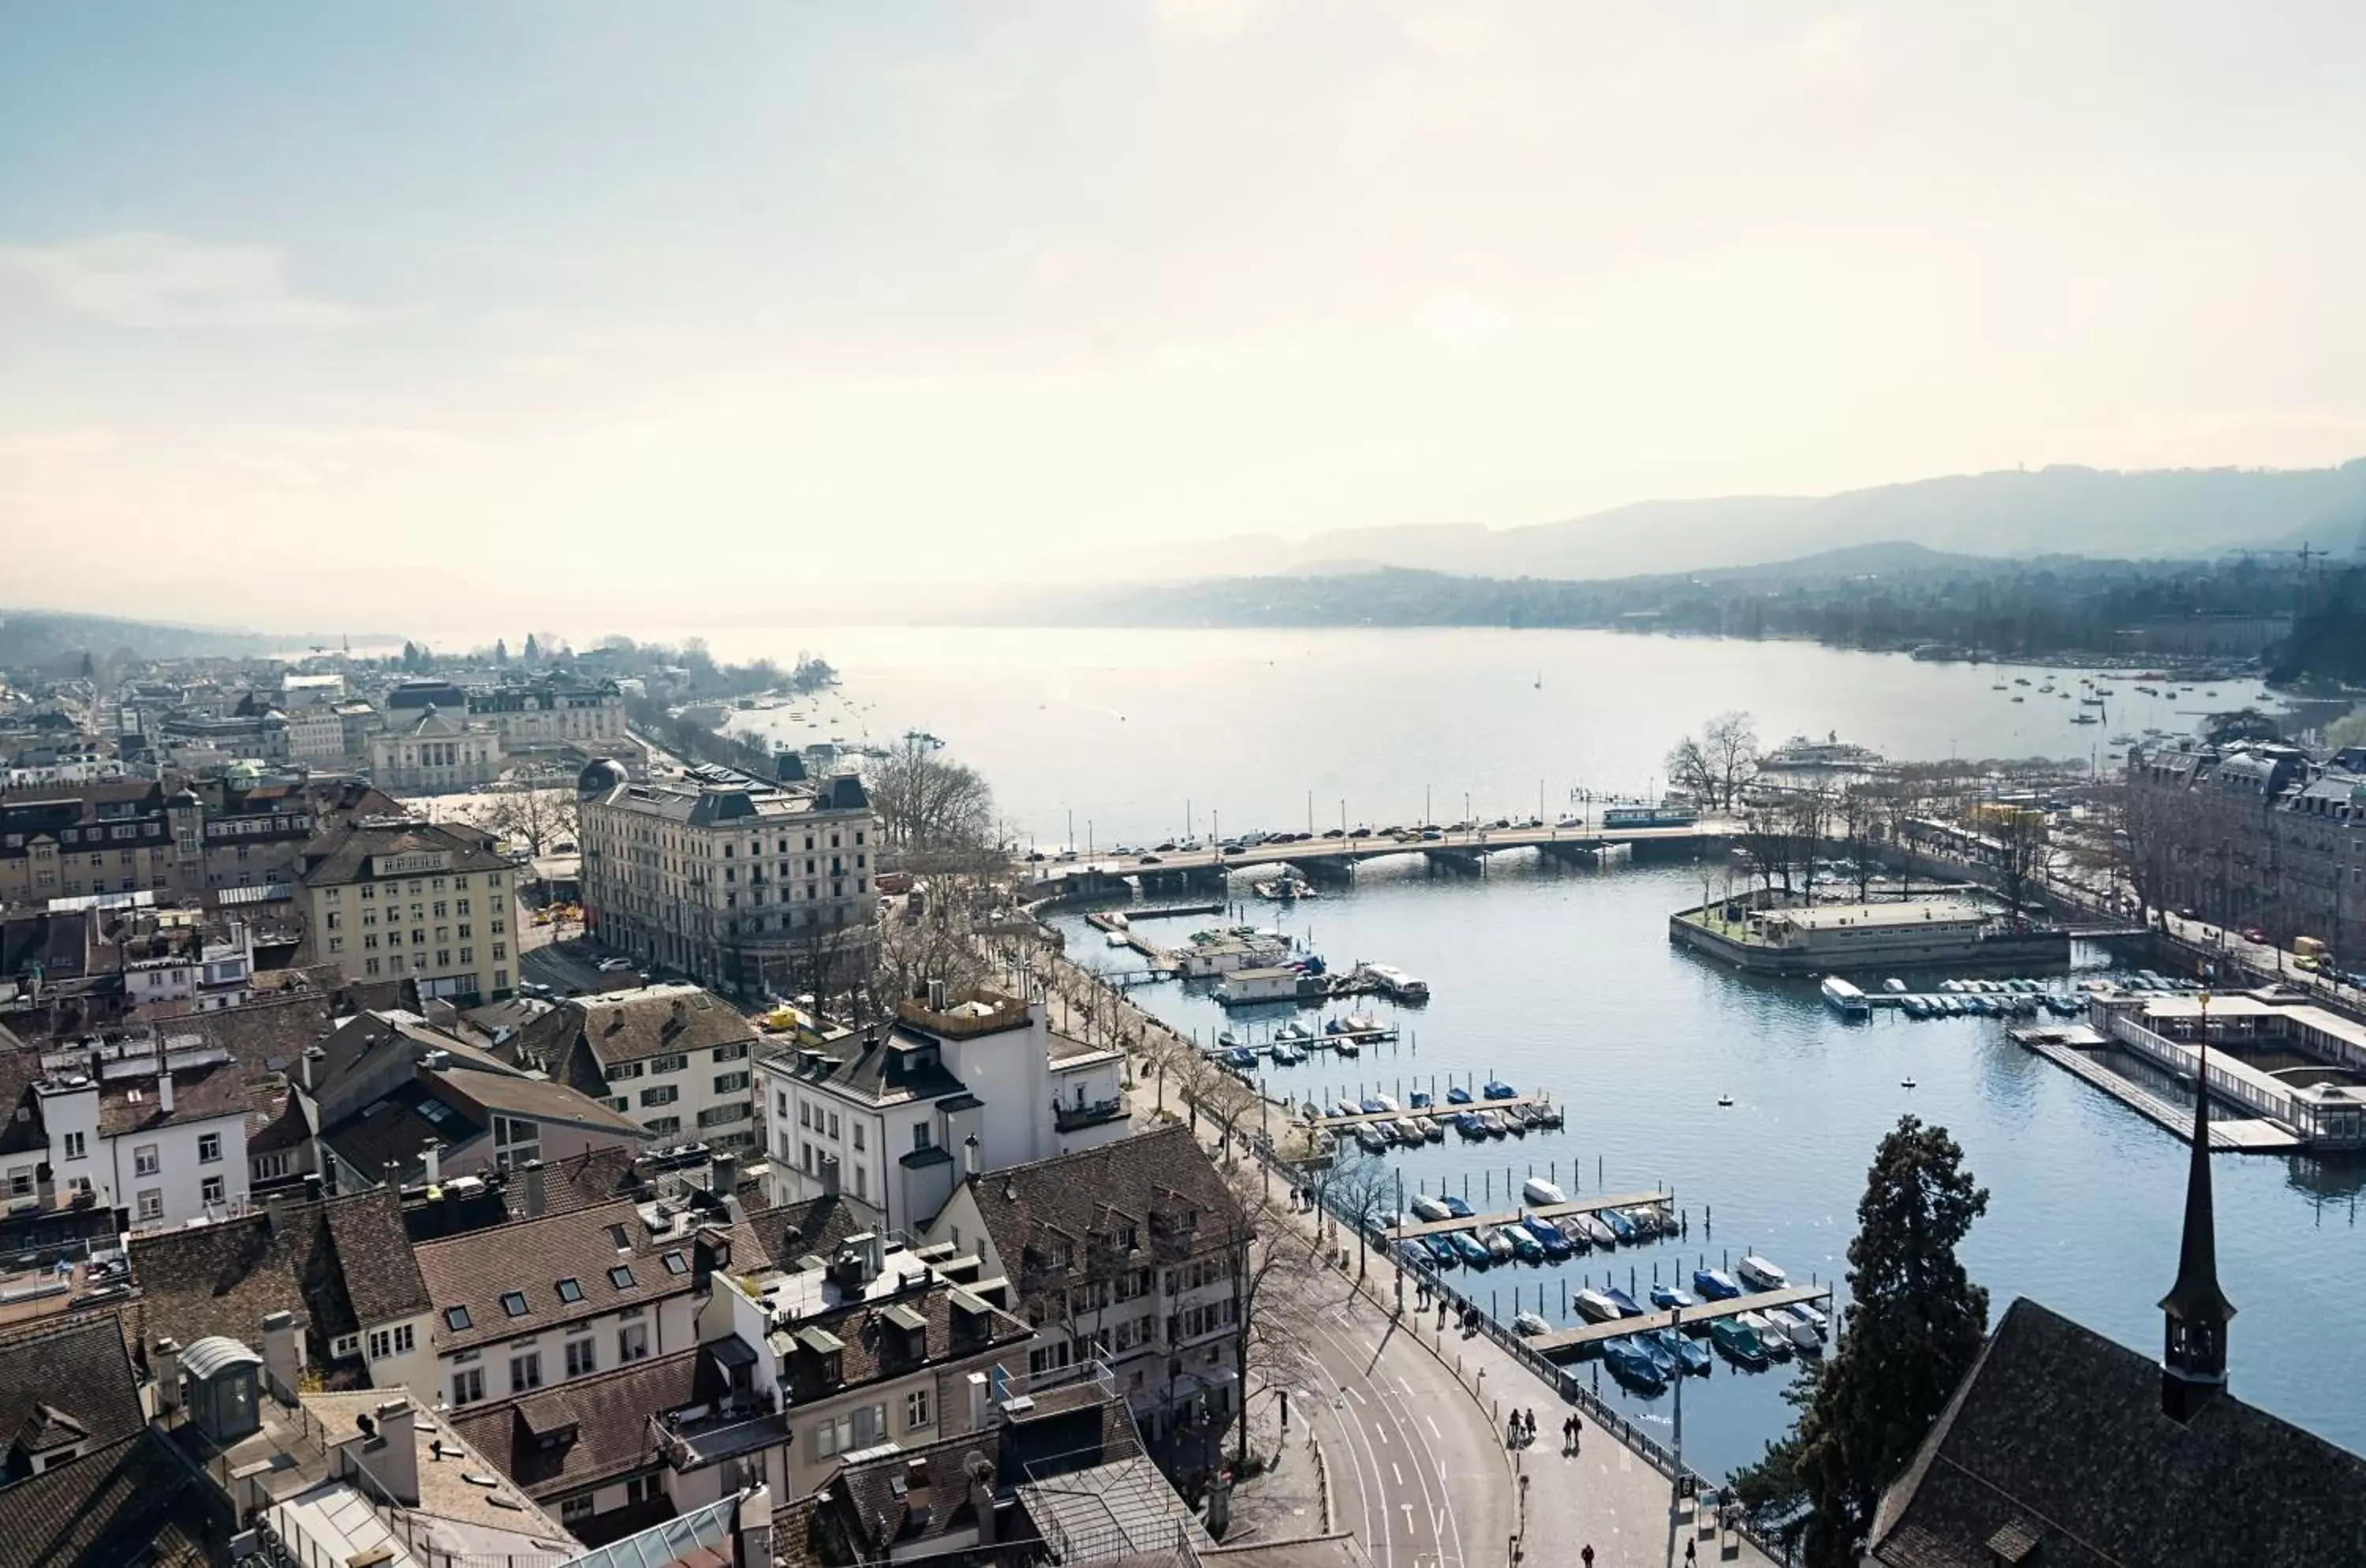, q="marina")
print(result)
[1527,1284,1839,1357]
[1384,1189,1674,1241]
